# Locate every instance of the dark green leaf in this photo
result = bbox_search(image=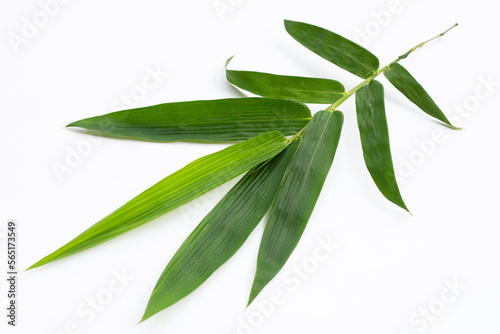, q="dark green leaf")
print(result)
[384,63,458,128]
[141,139,301,321]
[28,131,289,270]
[284,20,379,79]
[249,109,344,304]
[355,80,409,212]
[67,98,311,142]
[225,57,345,104]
